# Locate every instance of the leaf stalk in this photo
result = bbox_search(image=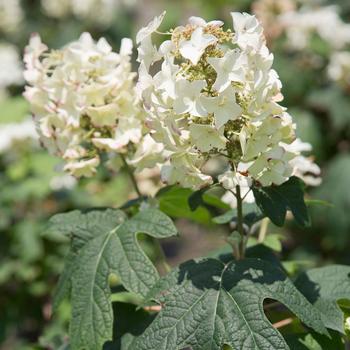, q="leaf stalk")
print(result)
[235,184,246,260]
